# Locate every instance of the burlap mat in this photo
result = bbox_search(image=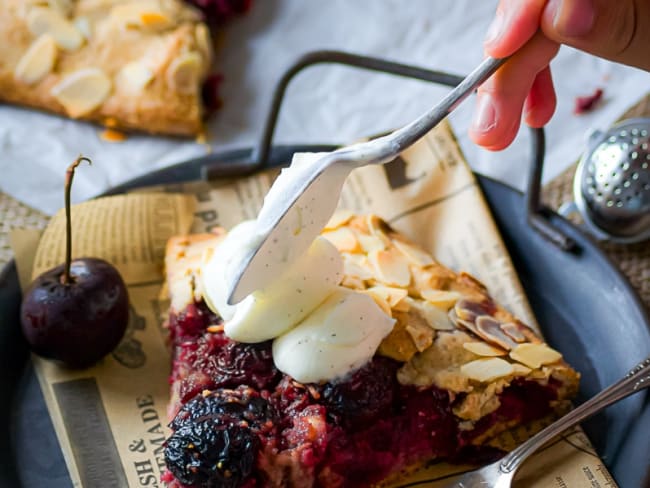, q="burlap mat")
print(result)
[2,97,649,310]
